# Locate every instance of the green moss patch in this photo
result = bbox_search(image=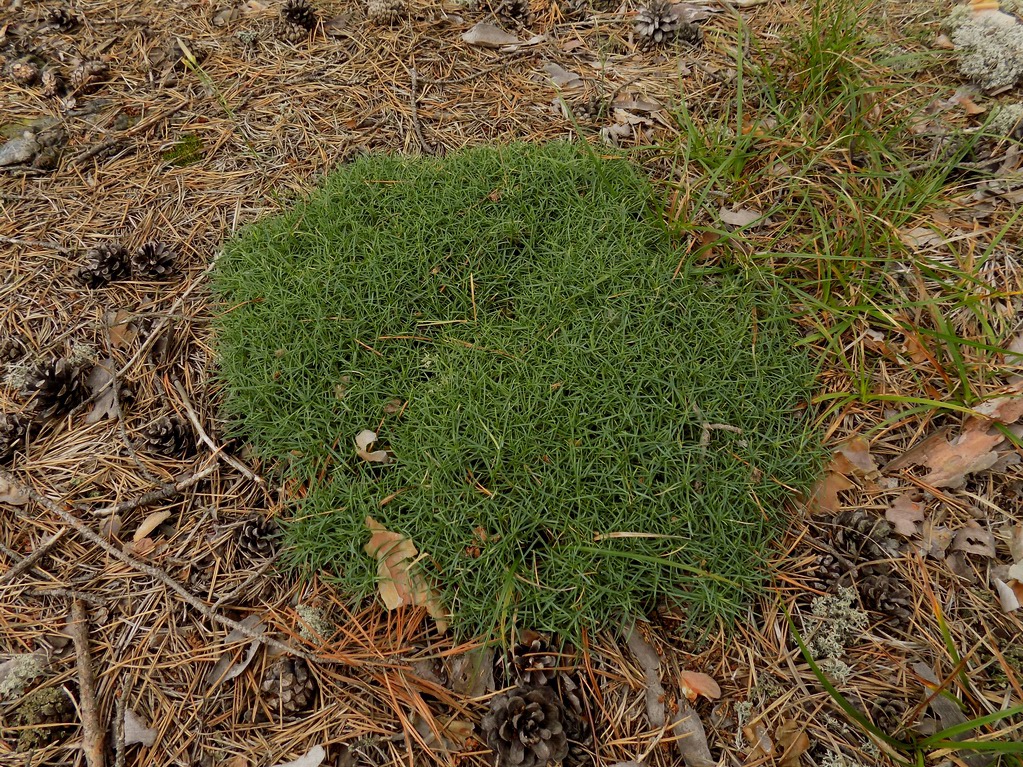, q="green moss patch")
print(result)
[213,142,823,637]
